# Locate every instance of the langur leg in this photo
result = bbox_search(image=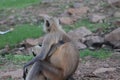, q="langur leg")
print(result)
[39,61,65,80]
[67,76,75,80]
[26,62,46,80]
